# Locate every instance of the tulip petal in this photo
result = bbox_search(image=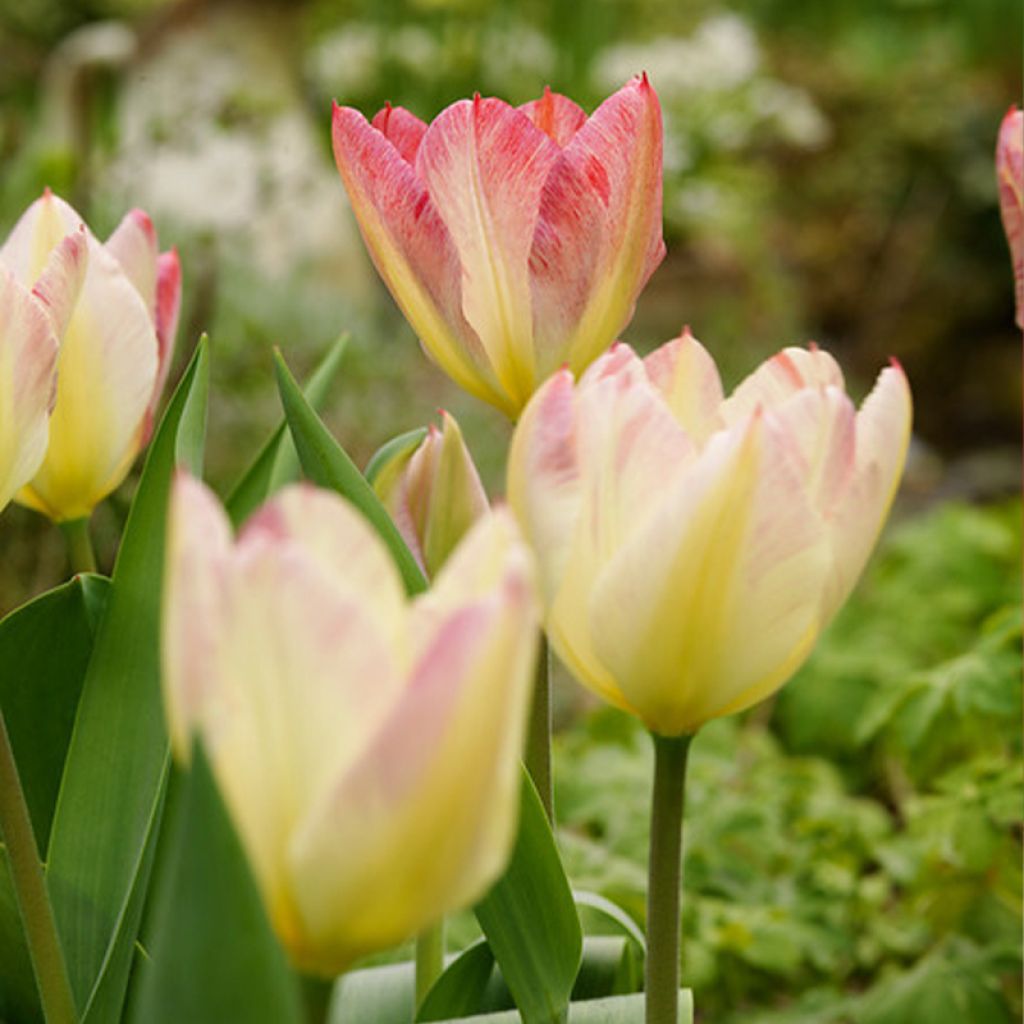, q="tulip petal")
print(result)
[417,97,561,407]
[238,484,408,653]
[997,107,1023,328]
[590,413,830,735]
[148,248,181,420]
[17,235,159,520]
[28,227,88,343]
[162,472,233,759]
[371,103,428,164]
[721,345,845,423]
[105,208,159,312]
[0,271,59,509]
[332,104,506,410]
[288,525,535,971]
[519,87,588,147]
[0,189,83,284]
[643,329,725,441]
[533,75,665,375]
[822,362,912,621]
